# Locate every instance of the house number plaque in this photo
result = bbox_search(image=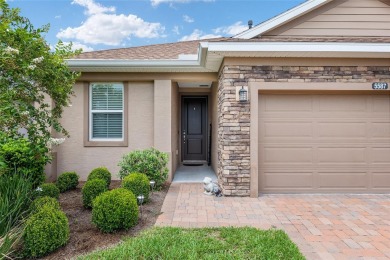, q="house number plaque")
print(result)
[372,82,388,90]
